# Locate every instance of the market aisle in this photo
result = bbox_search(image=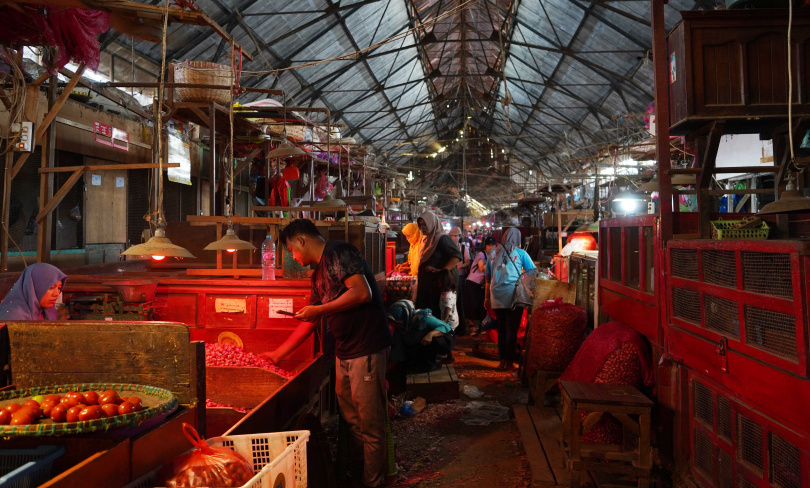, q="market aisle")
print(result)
[386,336,533,488]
